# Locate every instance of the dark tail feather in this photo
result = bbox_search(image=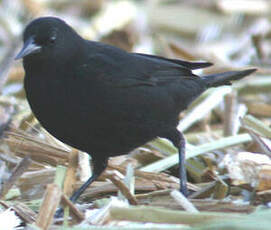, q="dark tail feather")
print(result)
[202,68,257,88]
